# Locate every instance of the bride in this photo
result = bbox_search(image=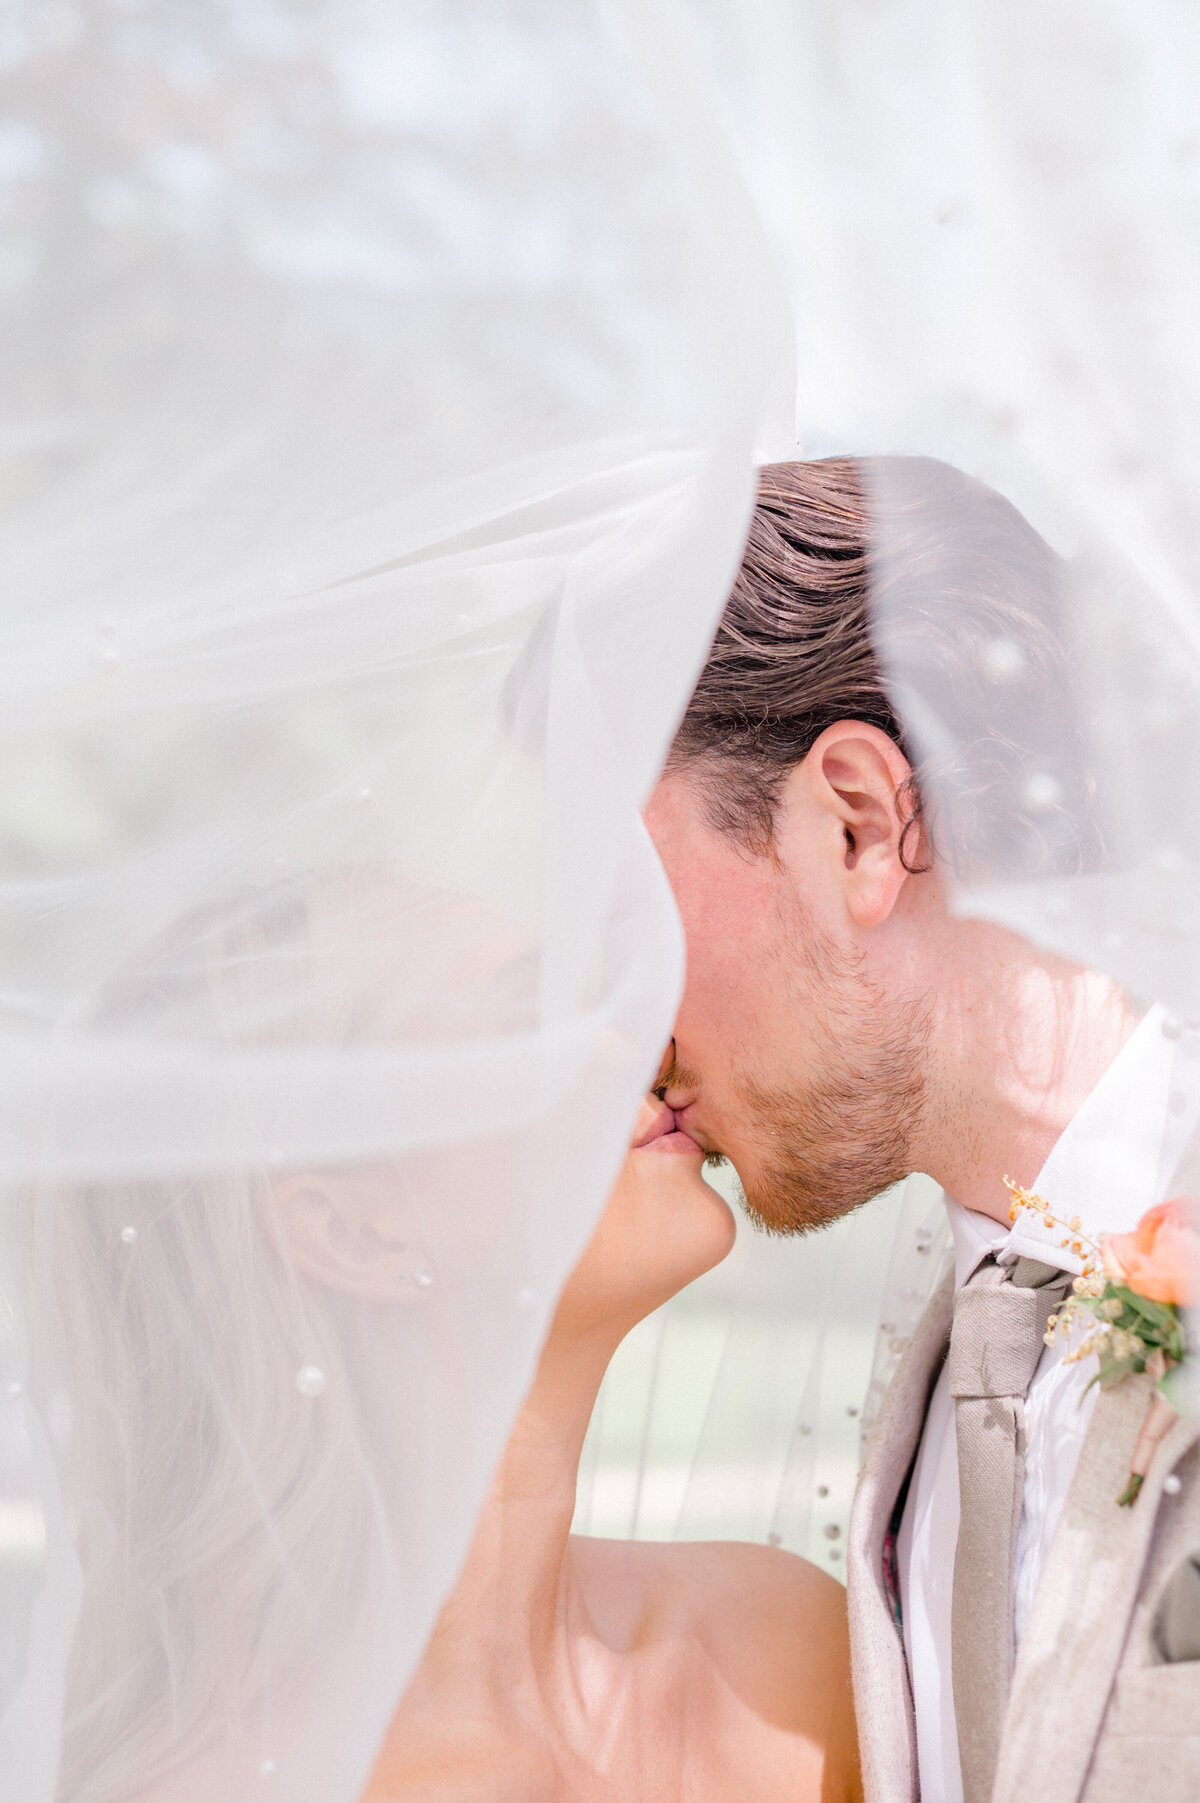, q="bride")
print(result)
[363,1085,861,1802]
[47,880,858,1803]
